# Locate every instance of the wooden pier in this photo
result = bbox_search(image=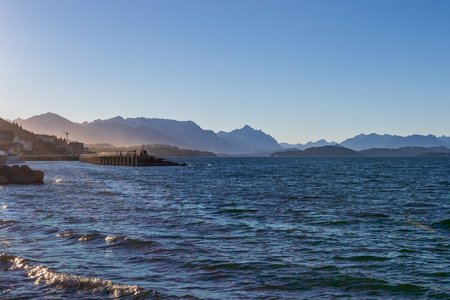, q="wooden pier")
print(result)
[80,151,185,167]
